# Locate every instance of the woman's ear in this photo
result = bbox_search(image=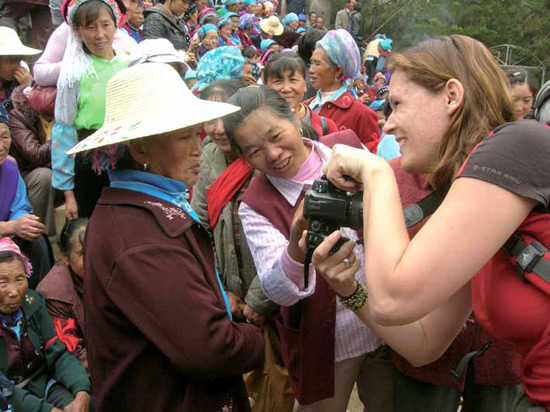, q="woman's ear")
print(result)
[445,78,464,115]
[128,139,148,165]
